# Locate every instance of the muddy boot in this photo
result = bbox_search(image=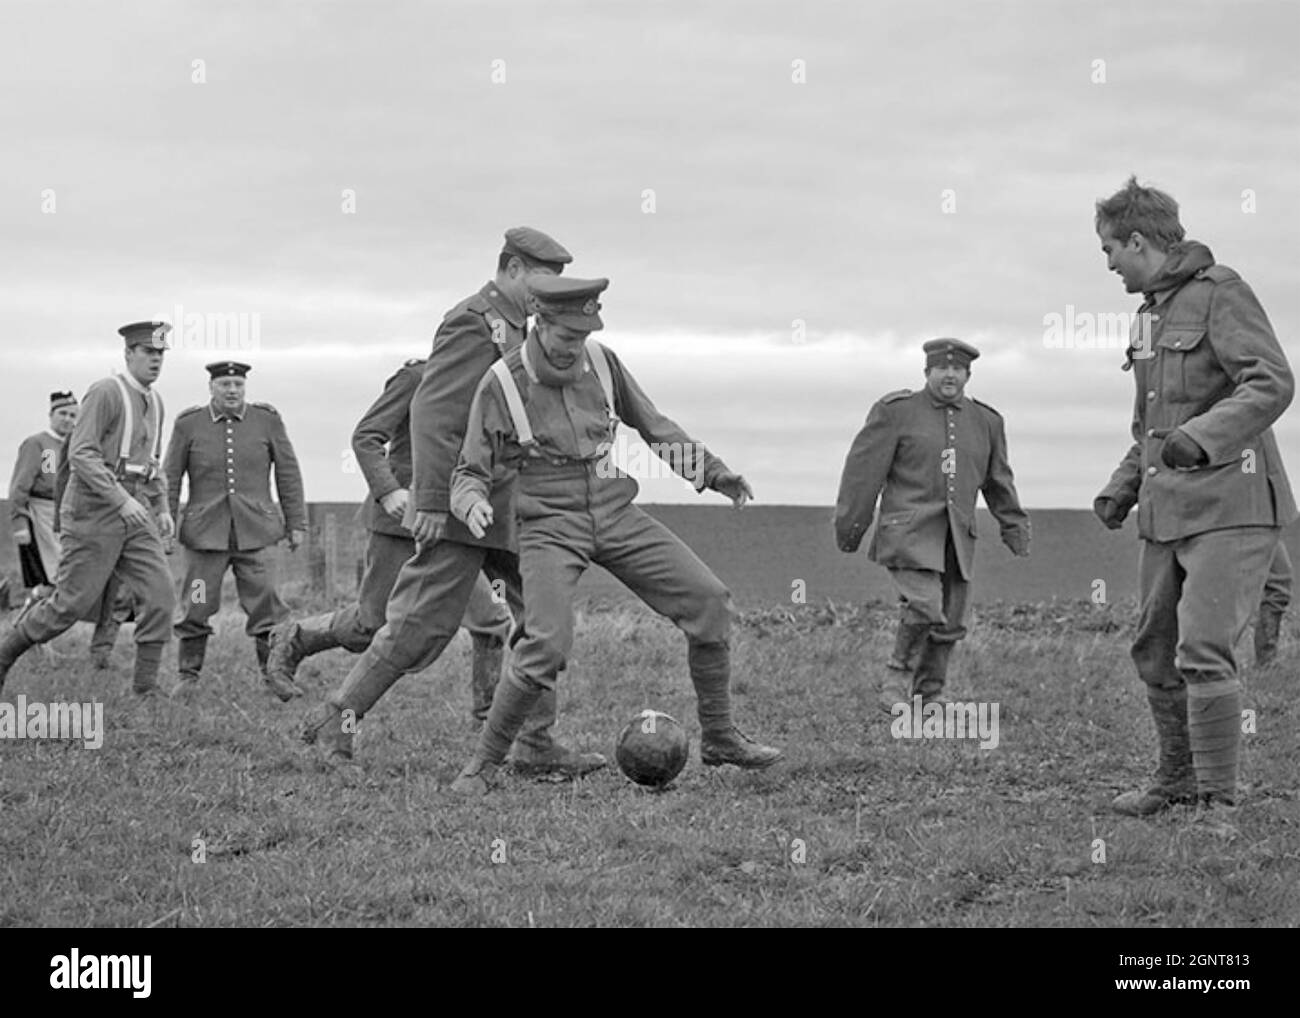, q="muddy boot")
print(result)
[469,632,503,723]
[1254,605,1284,668]
[912,633,956,706]
[689,640,783,769]
[299,700,363,782]
[133,641,166,696]
[0,625,36,696]
[256,633,300,701]
[1112,686,1196,816]
[298,649,405,775]
[266,614,340,699]
[880,620,929,713]
[452,673,546,797]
